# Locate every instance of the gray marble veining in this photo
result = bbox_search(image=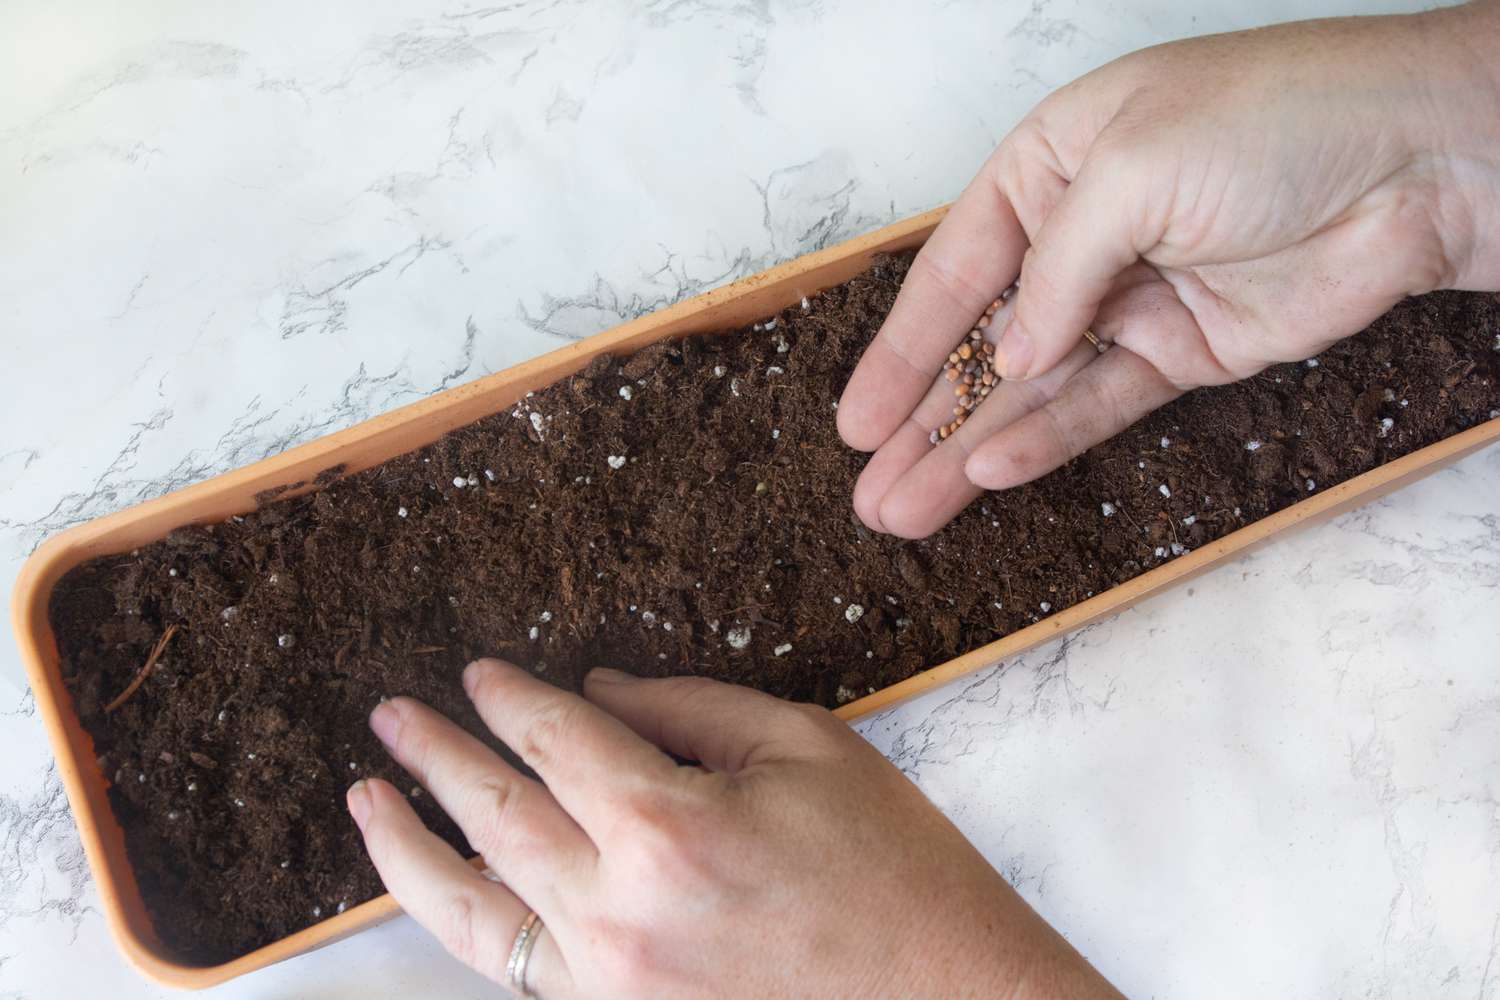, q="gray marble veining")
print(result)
[3,1,1496,996]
